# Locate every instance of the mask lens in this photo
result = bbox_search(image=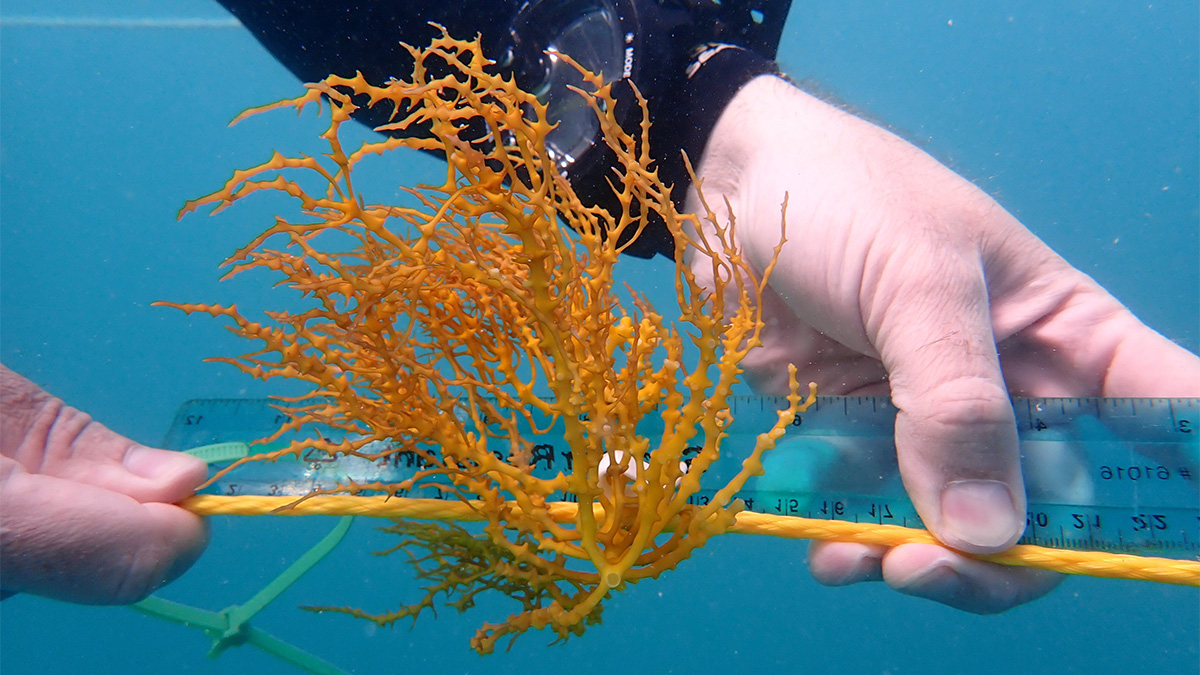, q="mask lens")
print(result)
[507,2,626,171]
